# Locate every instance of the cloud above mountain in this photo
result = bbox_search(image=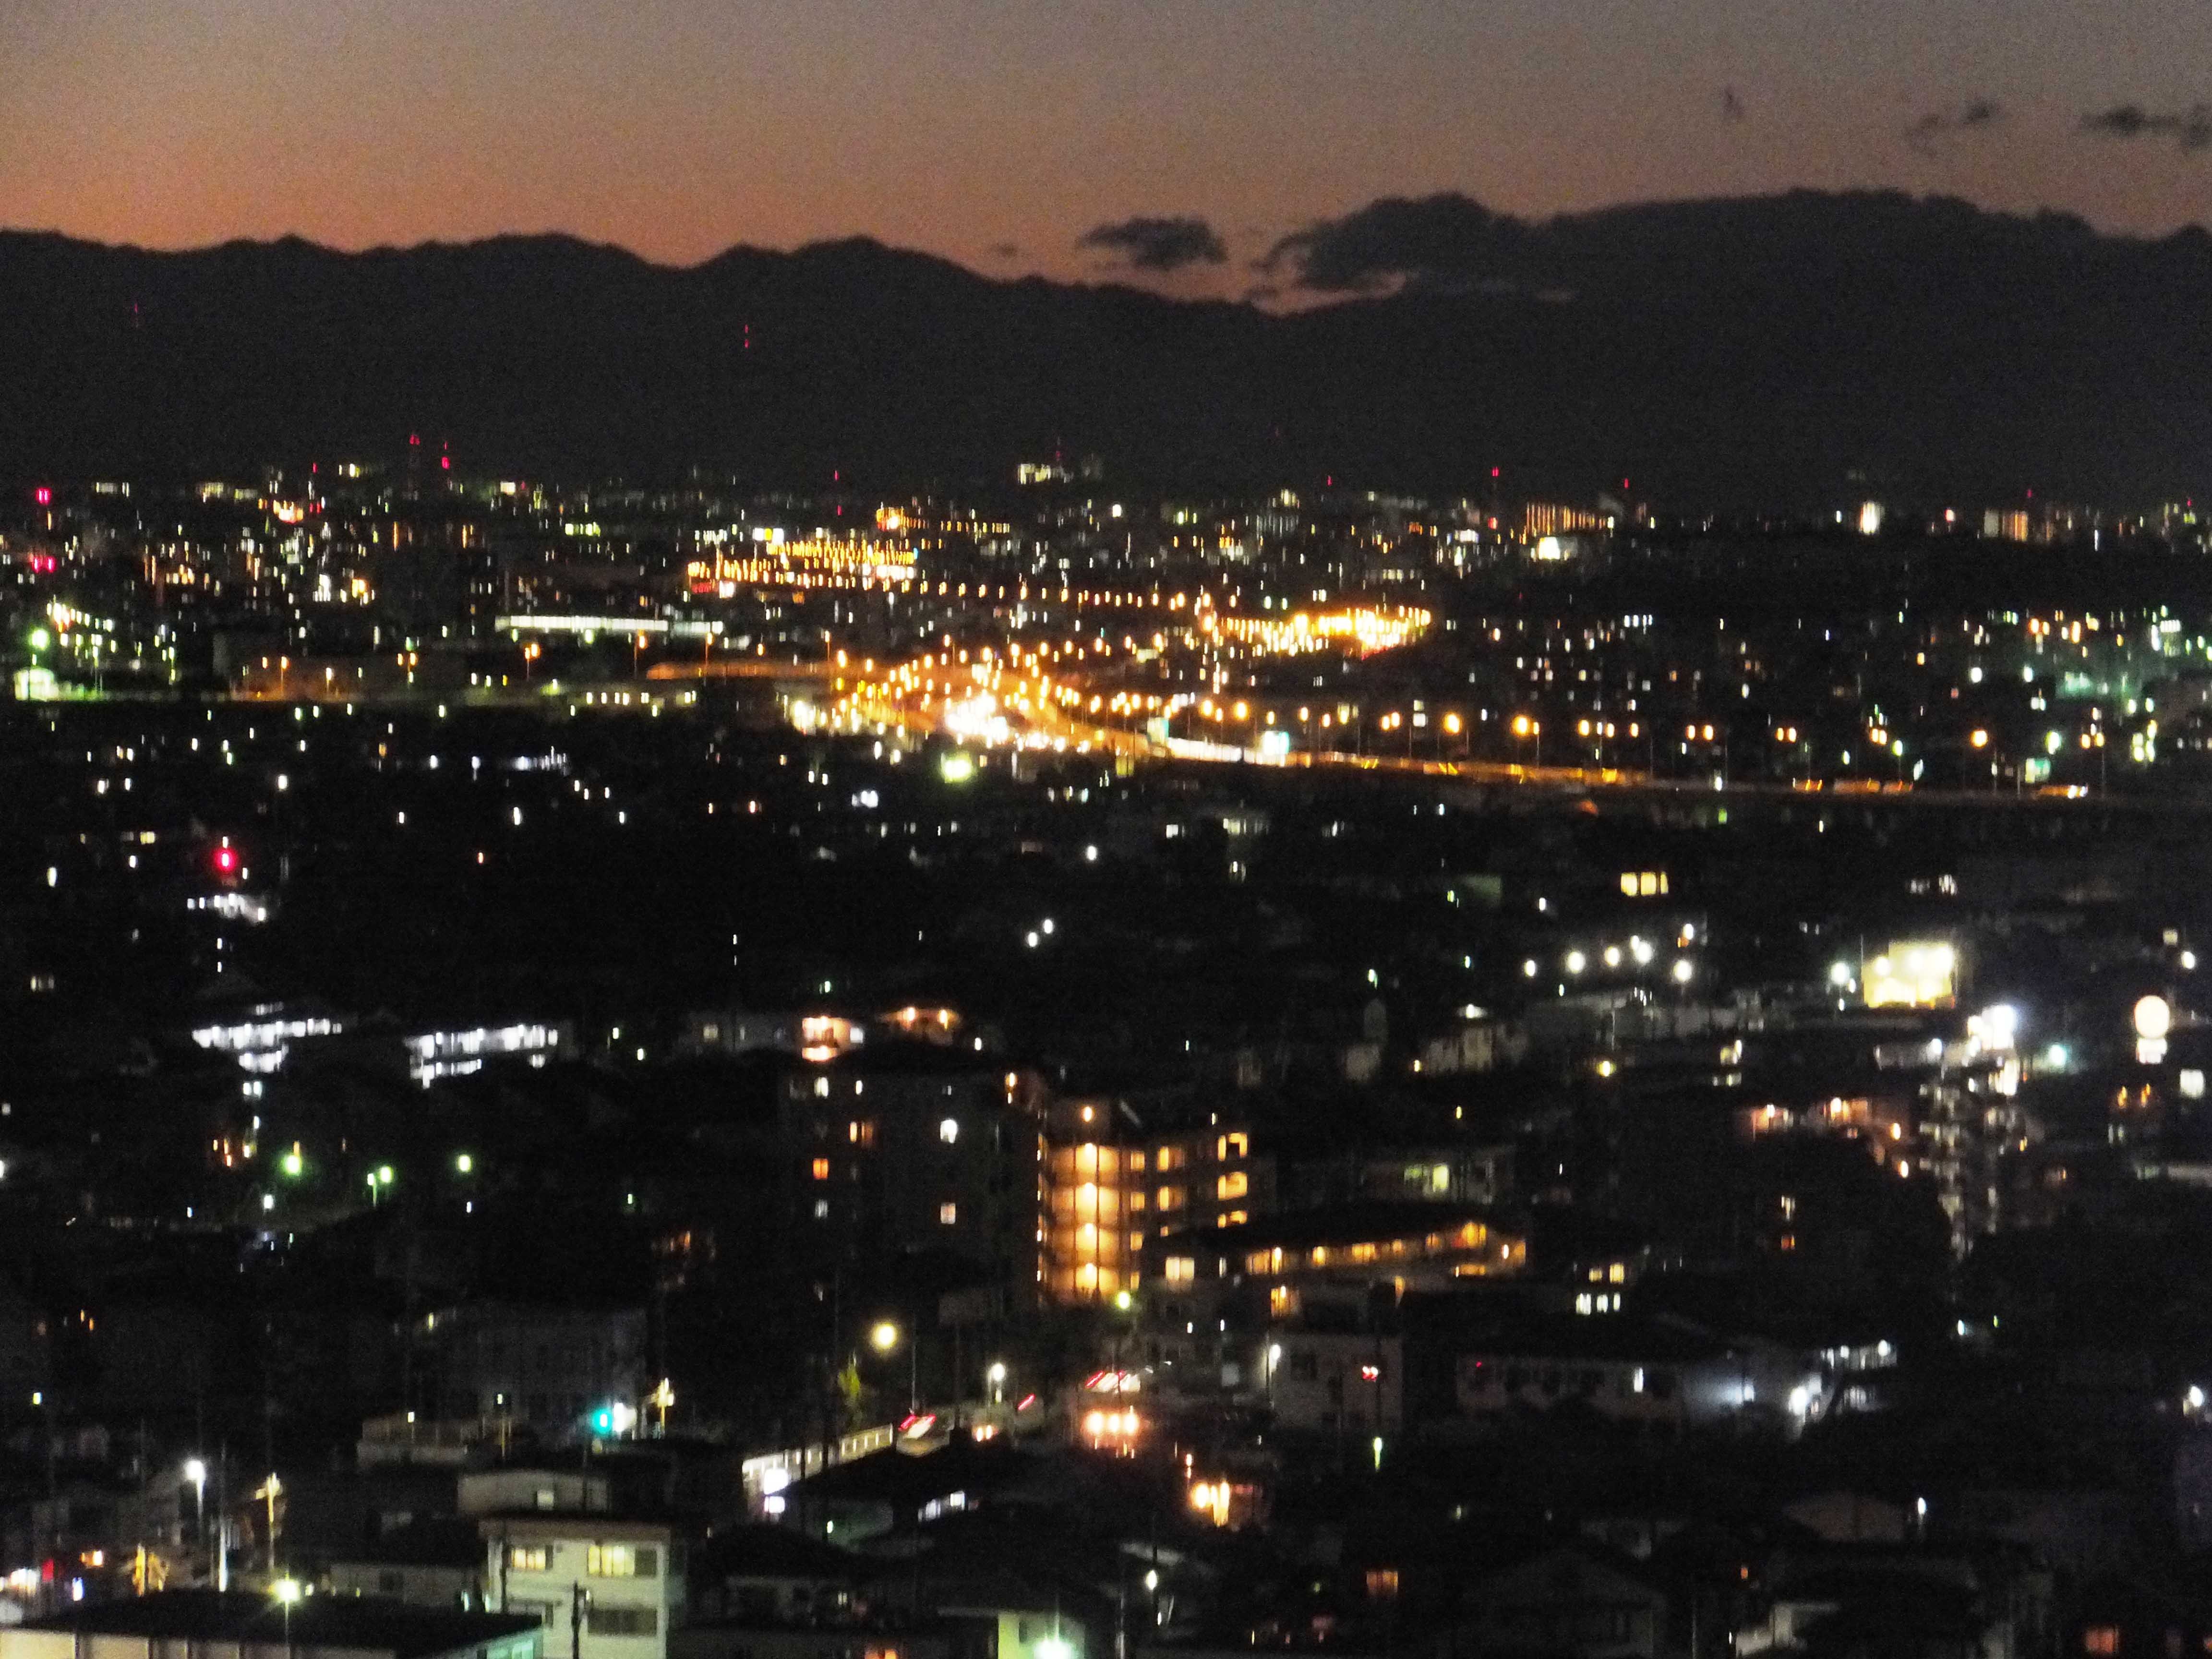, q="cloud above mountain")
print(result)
[1078,216,1227,272]
[2080,103,2212,151]
[1262,193,1523,293]
[1906,99,2001,153]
